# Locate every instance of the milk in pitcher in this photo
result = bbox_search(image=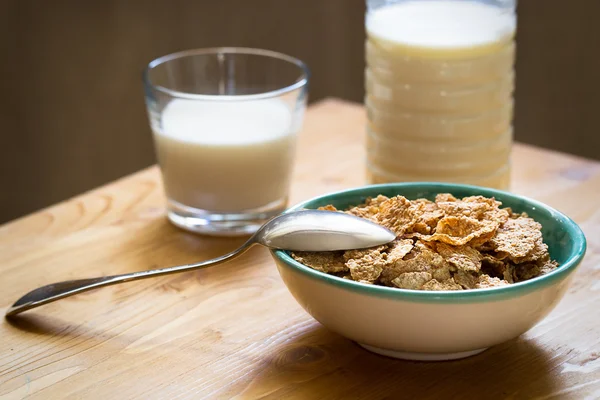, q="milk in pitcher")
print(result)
[366,0,516,189]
